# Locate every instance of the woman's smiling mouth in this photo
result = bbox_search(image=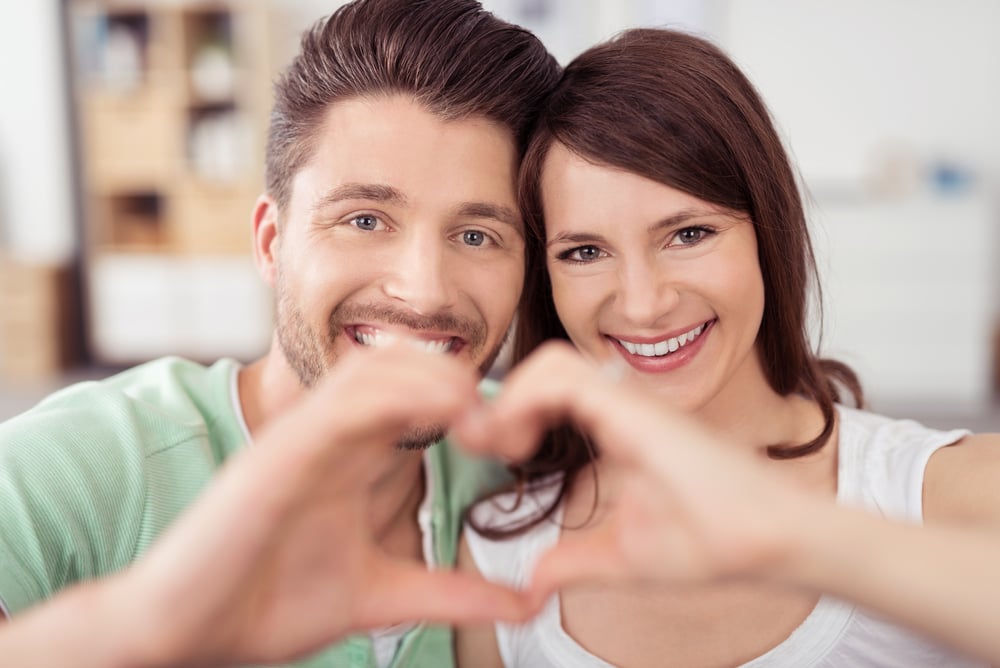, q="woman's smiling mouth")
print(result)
[608,319,715,371]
